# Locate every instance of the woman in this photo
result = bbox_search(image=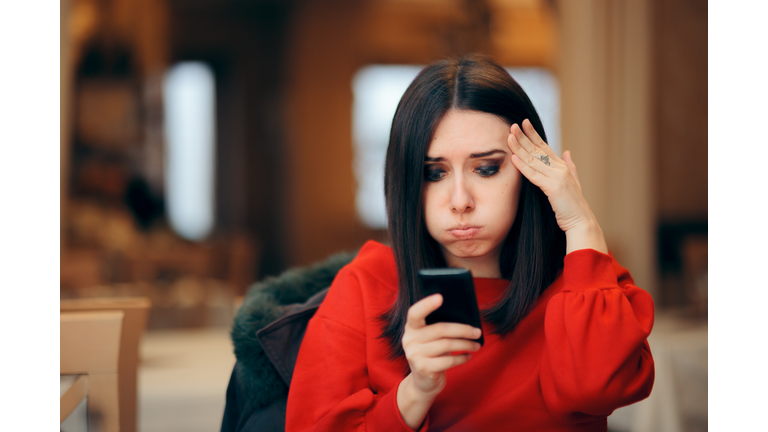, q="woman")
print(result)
[285,54,654,431]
